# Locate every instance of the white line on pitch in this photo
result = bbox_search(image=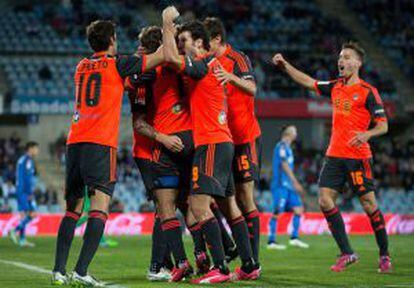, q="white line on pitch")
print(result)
[0,259,127,288]
[384,285,414,287]
[0,259,51,274]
